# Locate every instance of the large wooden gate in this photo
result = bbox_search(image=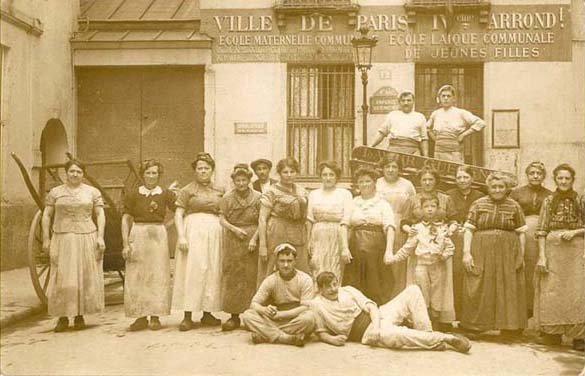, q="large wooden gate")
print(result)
[415,64,484,166]
[76,66,205,187]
